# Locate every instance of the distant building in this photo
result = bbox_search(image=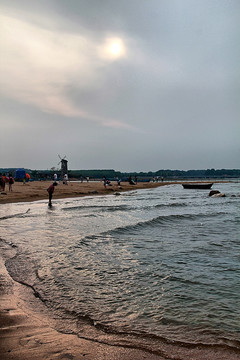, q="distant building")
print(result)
[60,159,68,179]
